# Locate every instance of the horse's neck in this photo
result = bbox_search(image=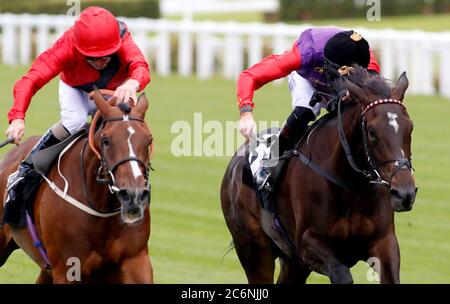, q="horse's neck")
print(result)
[304,104,366,182]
